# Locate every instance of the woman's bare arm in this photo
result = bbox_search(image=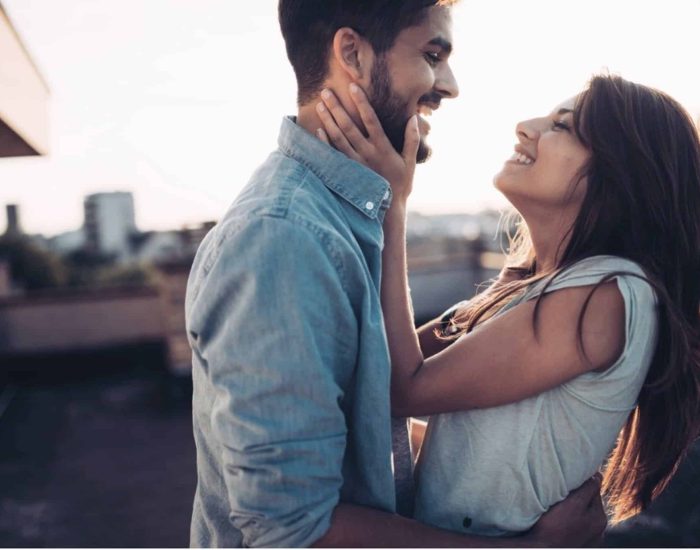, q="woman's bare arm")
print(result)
[317,86,625,419]
[384,202,625,418]
[417,317,451,359]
